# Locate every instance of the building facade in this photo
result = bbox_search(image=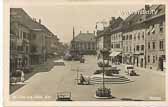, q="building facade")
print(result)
[110,17,124,64]
[144,5,165,71]
[96,5,165,71]
[10,8,59,75]
[71,31,97,55]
